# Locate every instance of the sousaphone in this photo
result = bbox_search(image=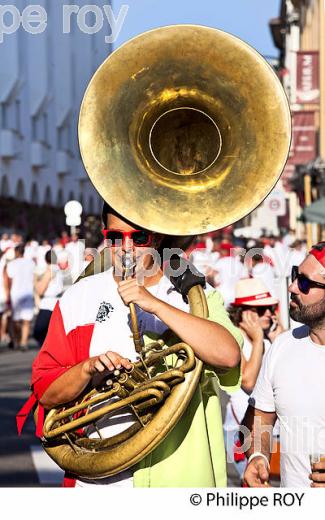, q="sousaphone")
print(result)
[38,25,291,478]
